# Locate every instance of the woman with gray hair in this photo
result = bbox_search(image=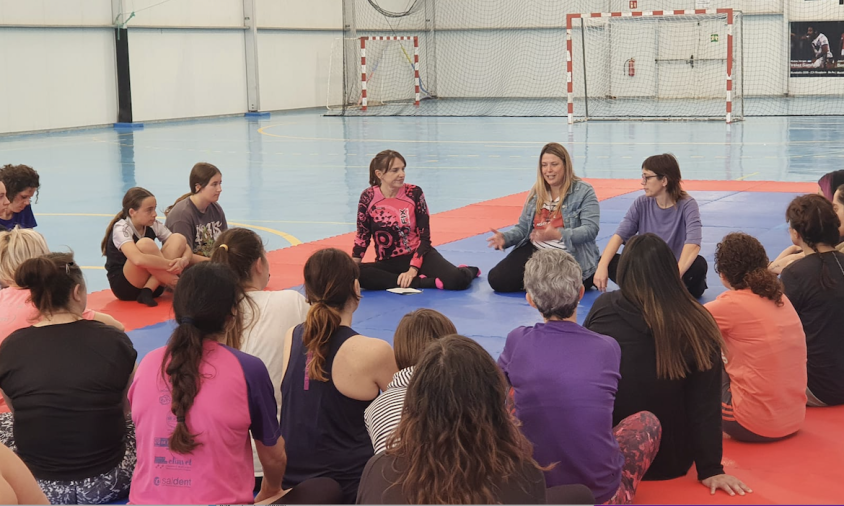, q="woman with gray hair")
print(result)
[498,248,661,504]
